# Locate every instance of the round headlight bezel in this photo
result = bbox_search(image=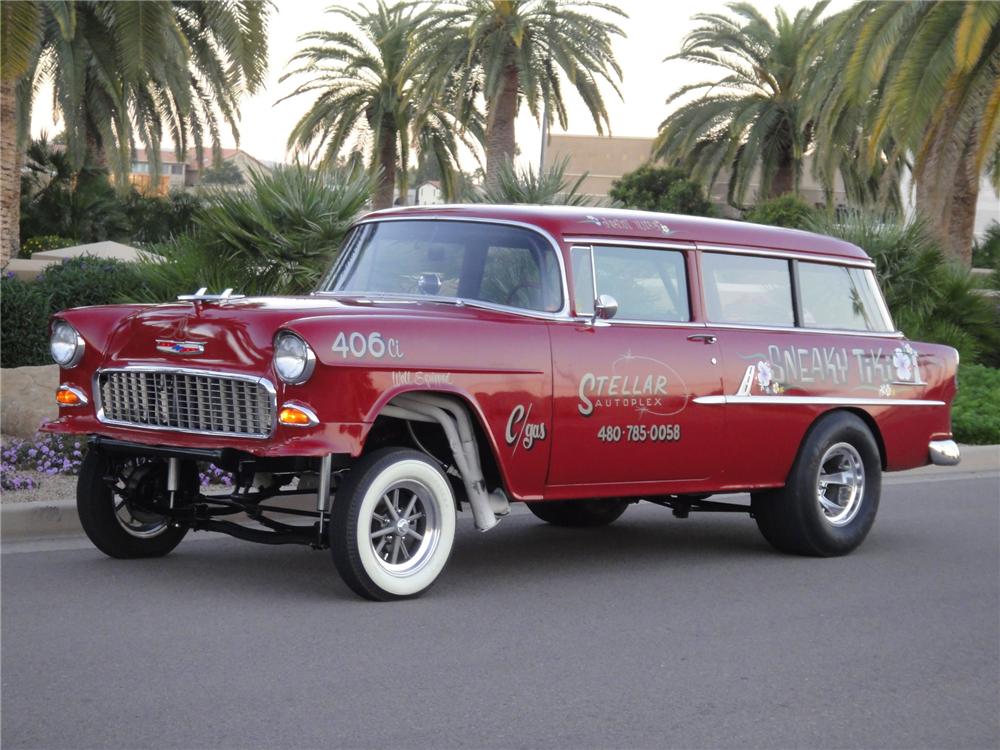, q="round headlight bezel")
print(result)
[273,331,316,385]
[50,320,85,368]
